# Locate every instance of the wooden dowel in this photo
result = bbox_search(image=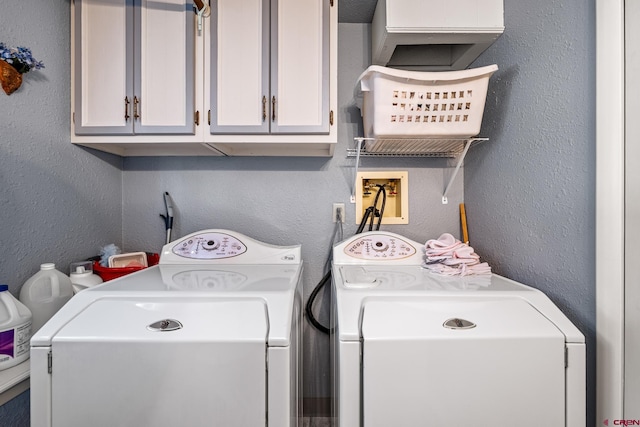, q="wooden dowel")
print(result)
[460,203,469,244]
